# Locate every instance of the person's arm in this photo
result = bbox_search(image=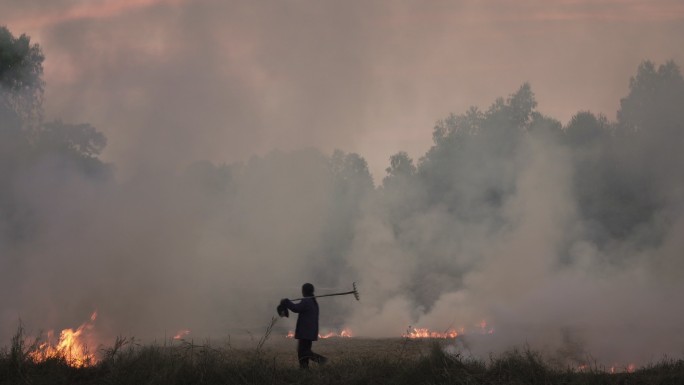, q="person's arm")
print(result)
[283,298,311,313]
